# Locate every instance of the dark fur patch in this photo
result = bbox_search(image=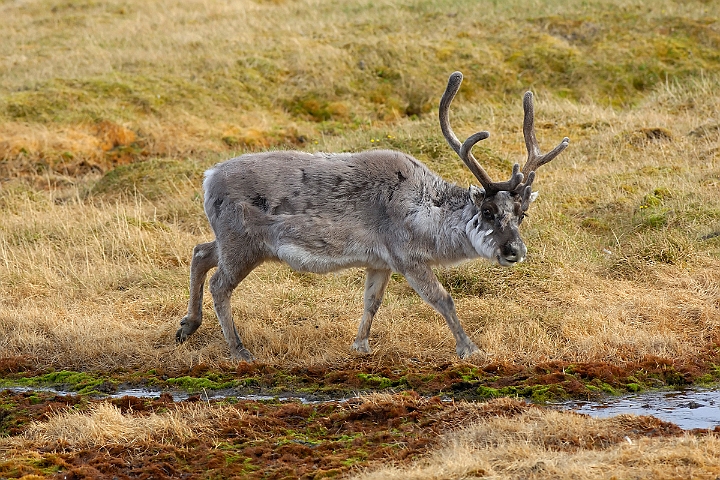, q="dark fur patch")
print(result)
[251,194,269,212]
[432,188,455,208]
